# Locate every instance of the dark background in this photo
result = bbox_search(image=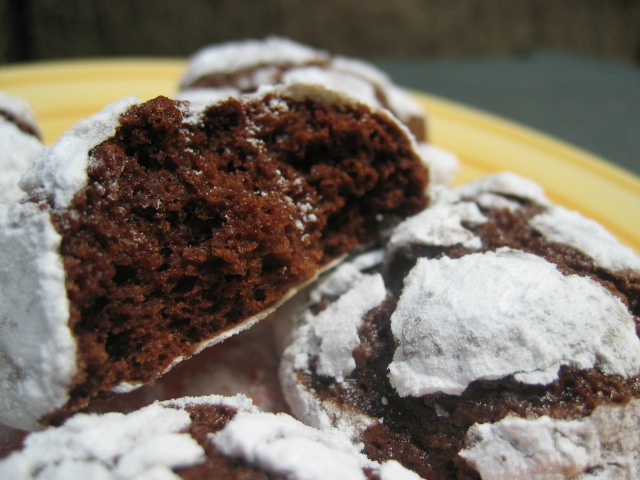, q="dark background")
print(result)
[2,0,639,63]
[1,0,639,174]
